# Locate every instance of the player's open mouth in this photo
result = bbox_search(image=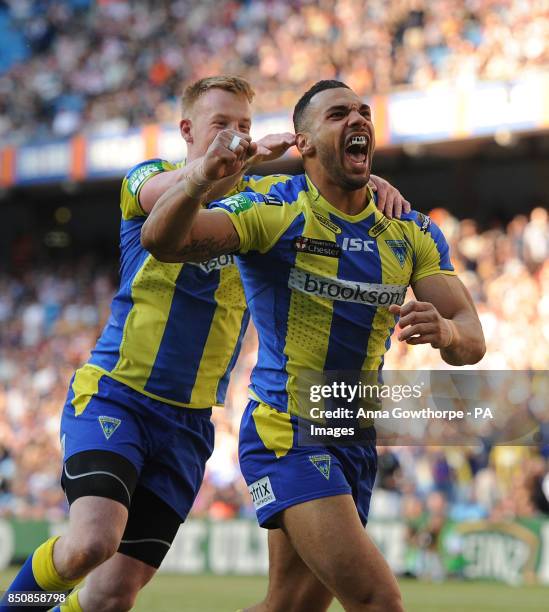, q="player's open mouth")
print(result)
[344,135,369,167]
